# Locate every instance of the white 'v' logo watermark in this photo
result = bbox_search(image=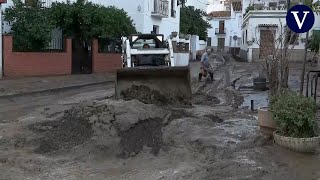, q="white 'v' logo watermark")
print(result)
[291,11,310,29]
